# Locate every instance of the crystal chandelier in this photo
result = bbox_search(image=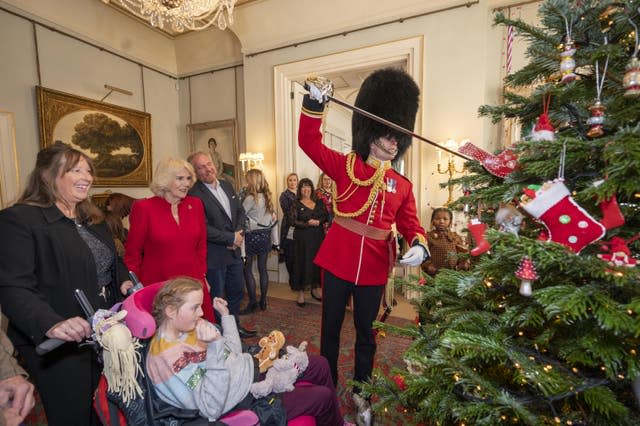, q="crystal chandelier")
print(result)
[103,0,236,32]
